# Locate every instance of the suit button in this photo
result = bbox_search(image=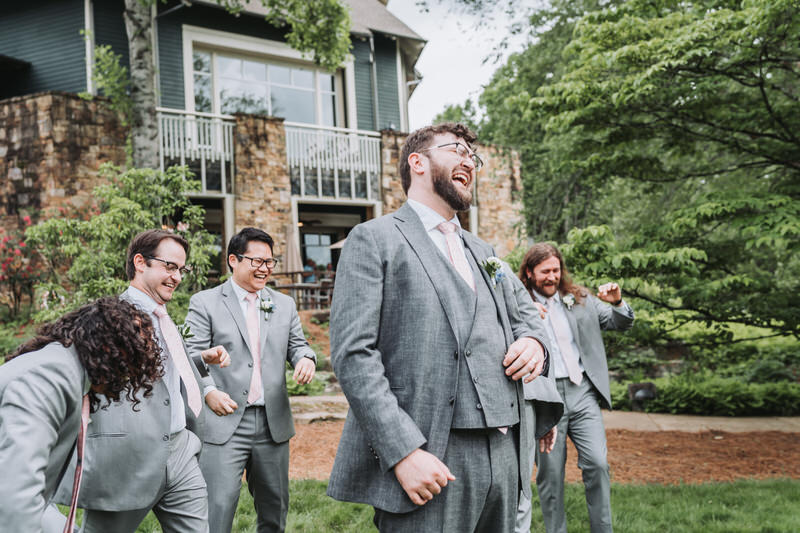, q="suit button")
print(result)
[472,376,479,383]
[163,434,169,441]
[476,403,482,410]
[164,399,170,406]
[248,362,253,367]
[453,351,458,360]
[466,350,472,357]
[511,402,515,407]
[448,396,455,405]
[243,390,248,396]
